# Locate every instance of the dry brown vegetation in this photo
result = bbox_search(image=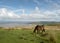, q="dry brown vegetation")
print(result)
[1,24,60,31]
